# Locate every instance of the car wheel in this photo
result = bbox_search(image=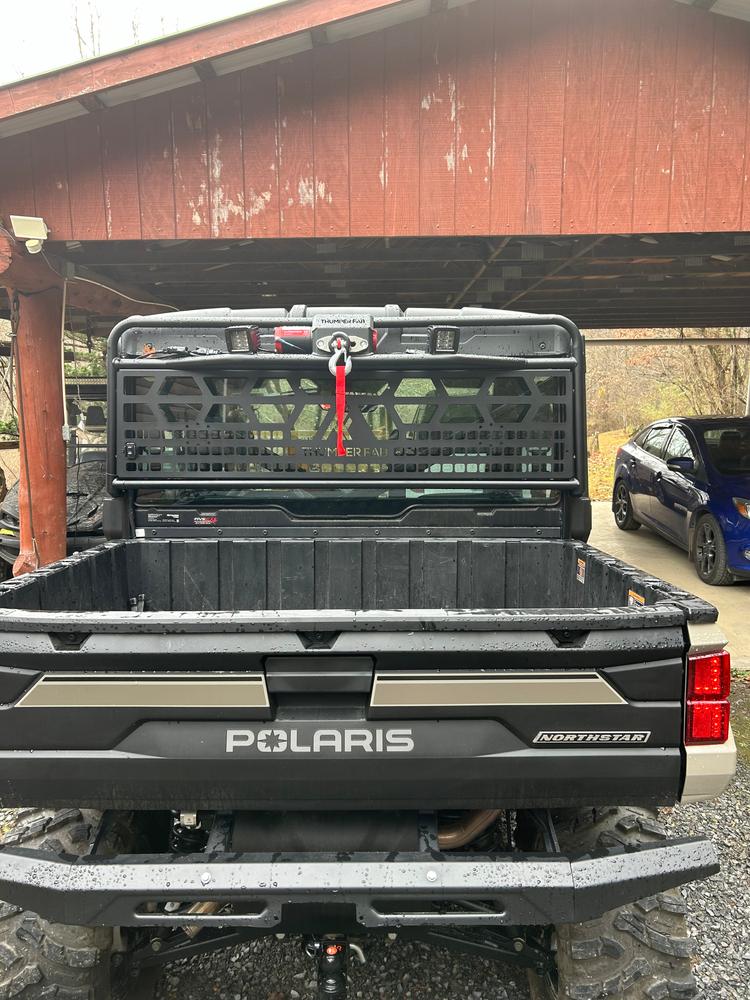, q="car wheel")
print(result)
[613,481,640,531]
[694,514,734,586]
